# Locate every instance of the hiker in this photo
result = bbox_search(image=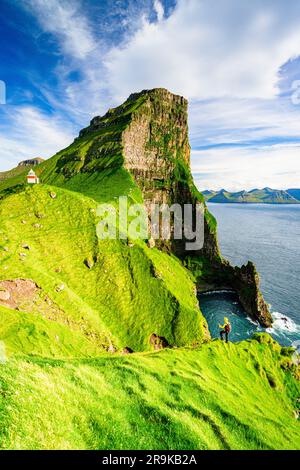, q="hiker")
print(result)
[219,317,231,343]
